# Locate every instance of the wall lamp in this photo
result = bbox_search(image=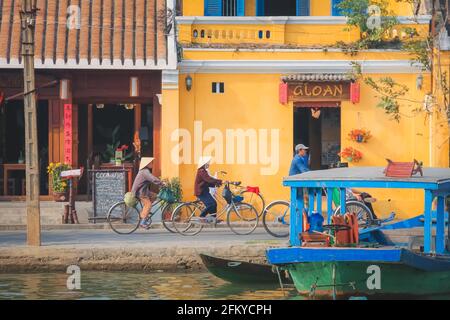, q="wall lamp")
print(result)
[416,74,423,90]
[185,75,193,91]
